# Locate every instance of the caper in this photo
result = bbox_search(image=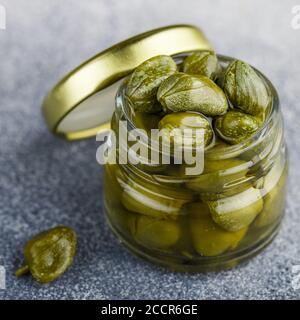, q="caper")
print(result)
[208,138,231,151]
[203,158,248,173]
[183,51,220,79]
[104,165,138,235]
[15,226,77,283]
[136,162,168,174]
[121,174,195,219]
[208,187,263,231]
[104,164,125,208]
[157,73,228,116]
[223,60,271,116]
[133,111,162,133]
[199,182,253,202]
[187,202,247,256]
[132,215,181,250]
[214,110,261,144]
[128,111,168,173]
[255,158,288,227]
[109,205,138,236]
[186,158,249,193]
[158,112,213,150]
[126,55,177,113]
